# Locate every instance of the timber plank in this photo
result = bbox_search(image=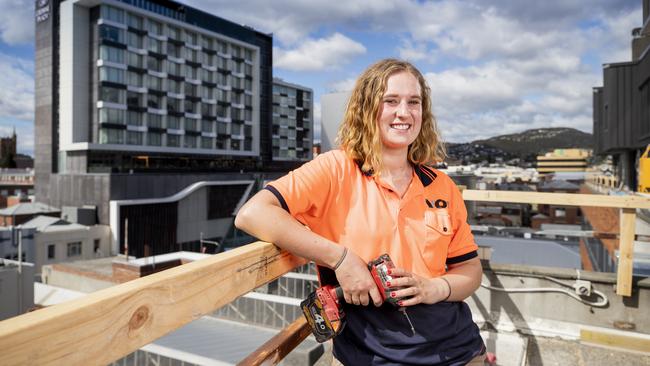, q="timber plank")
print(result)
[616,208,636,296]
[0,242,306,366]
[237,316,312,366]
[463,190,650,209]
